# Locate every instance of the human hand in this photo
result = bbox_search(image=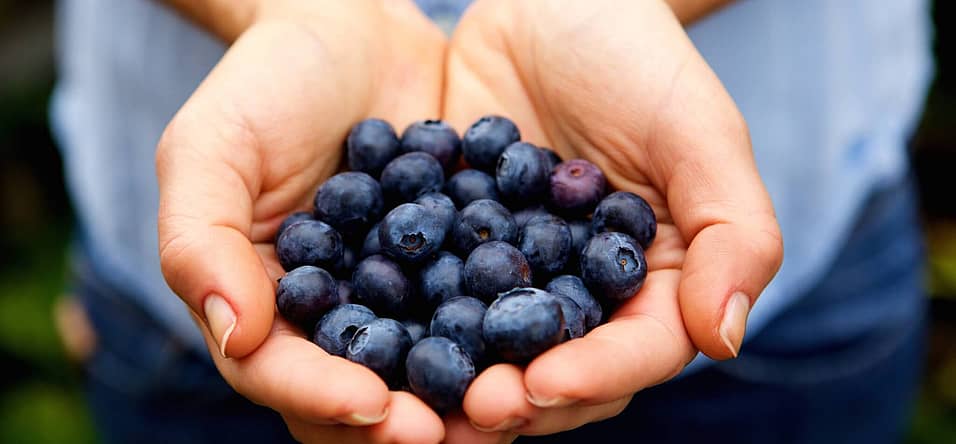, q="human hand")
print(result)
[156,1,448,442]
[440,0,783,441]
